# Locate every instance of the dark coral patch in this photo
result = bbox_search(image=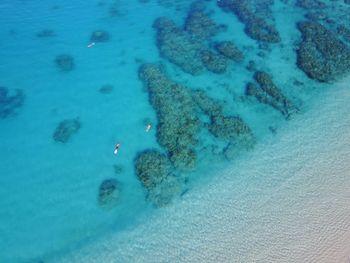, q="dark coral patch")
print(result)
[214,41,244,62]
[55,54,75,72]
[36,29,55,38]
[0,87,25,119]
[296,21,350,82]
[153,17,204,75]
[53,118,81,143]
[134,149,183,207]
[139,64,200,170]
[98,179,121,209]
[184,9,220,40]
[217,0,280,43]
[200,50,228,74]
[90,30,110,42]
[99,84,114,94]
[246,71,298,118]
